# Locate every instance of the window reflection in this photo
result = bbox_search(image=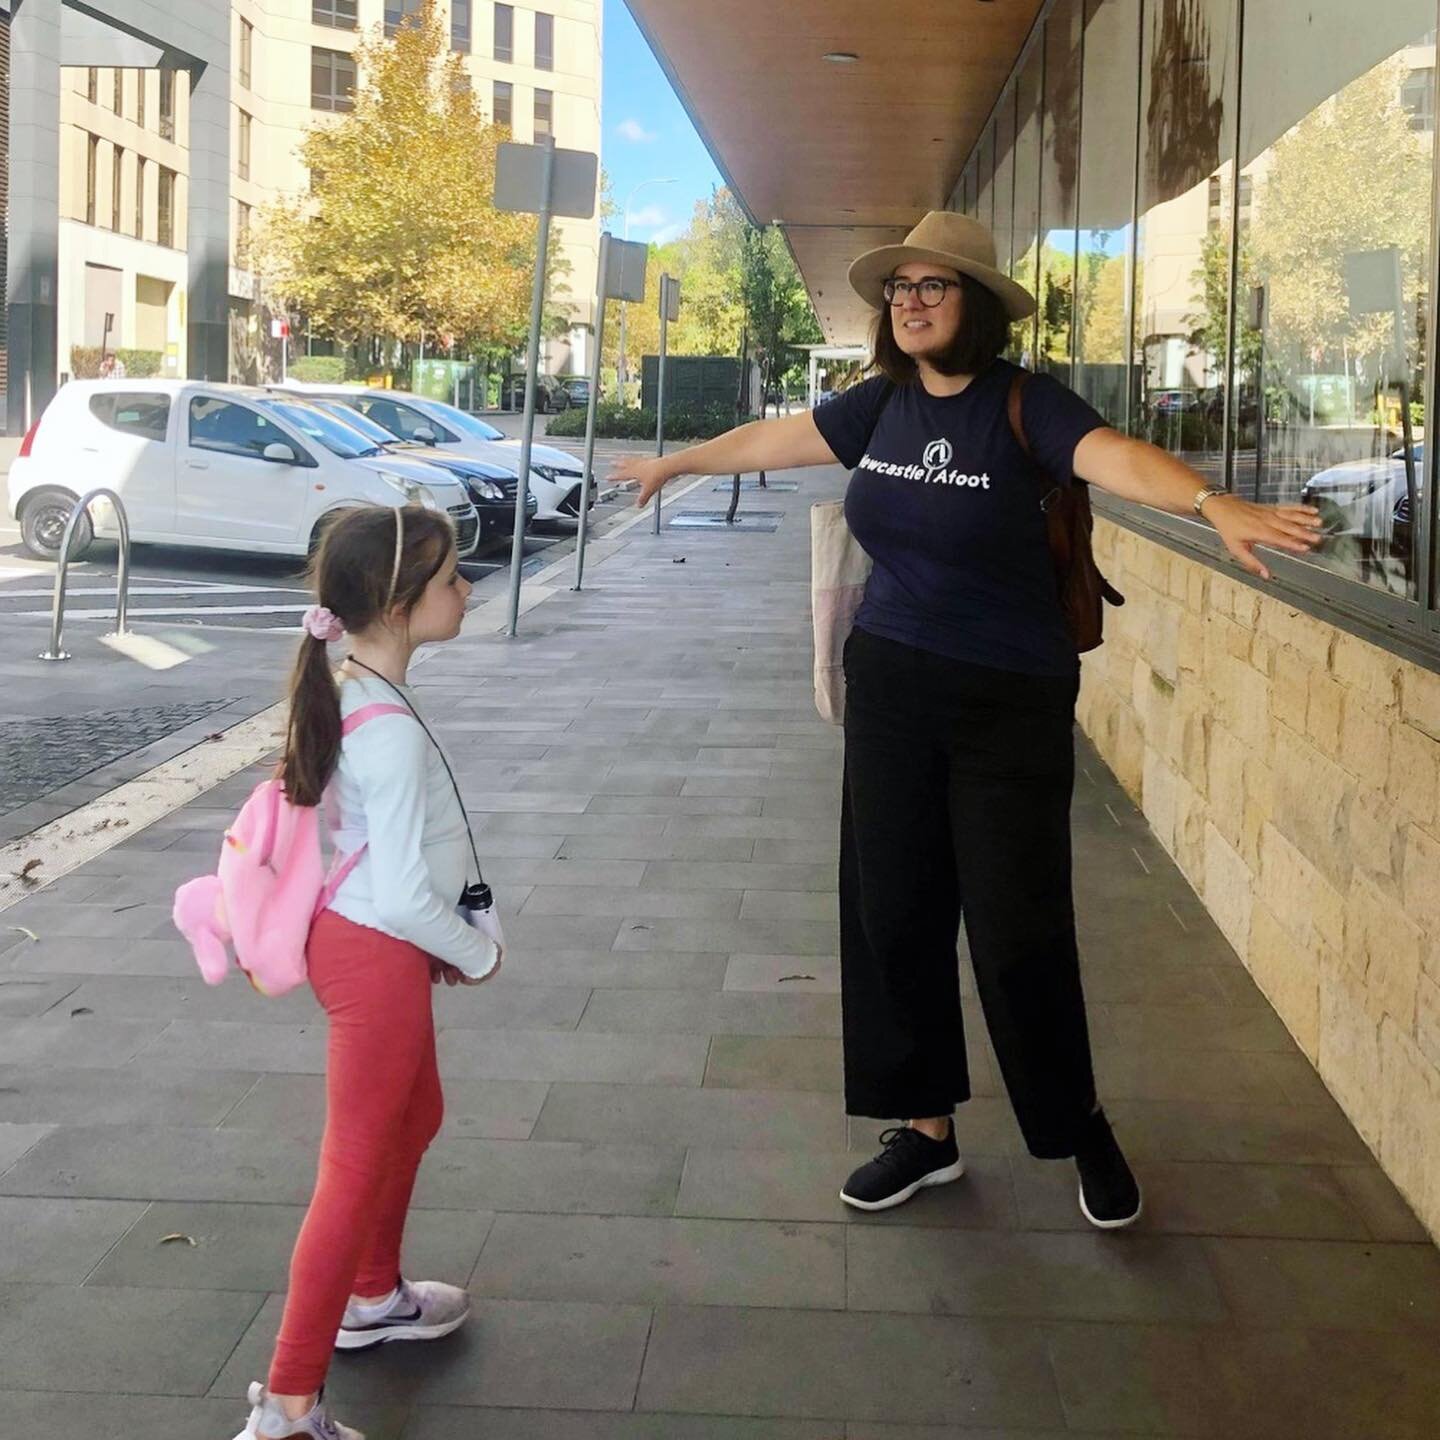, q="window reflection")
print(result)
[976,125,995,234]
[1039,0,1083,381]
[1235,1,1434,599]
[1132,0,1237,485]
[1074,0,1140,424]
[1011,47,1043,367]
[993,87,1017,281]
